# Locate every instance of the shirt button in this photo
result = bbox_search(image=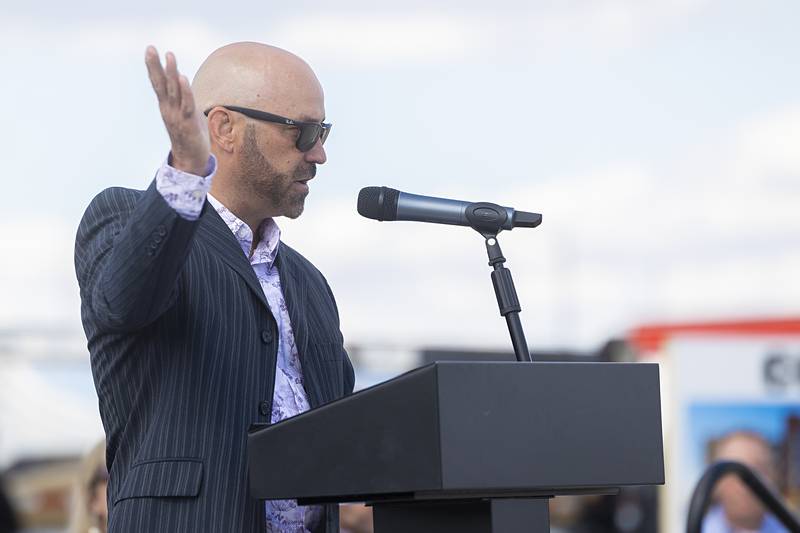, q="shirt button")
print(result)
[261,329,272,344]
[258,401,270,417]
